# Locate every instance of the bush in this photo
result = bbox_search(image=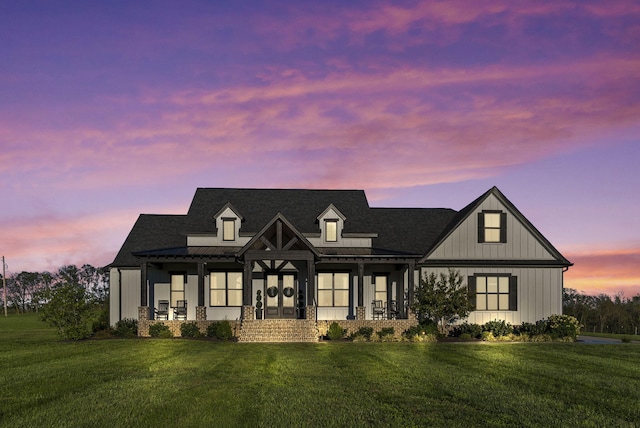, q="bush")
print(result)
[450,322,483,339]
[402,324,437,342]
[483,320,512,337]
[376,327,395,341]
[215,320,234,341]
[349,326,374,341]
[149,323,172,338]
[546,314,580,339]
[39,282,95,340]
[114,318,138,337]
[180,322,202,338]
[327,322,345,340]
[92,306,111,333]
